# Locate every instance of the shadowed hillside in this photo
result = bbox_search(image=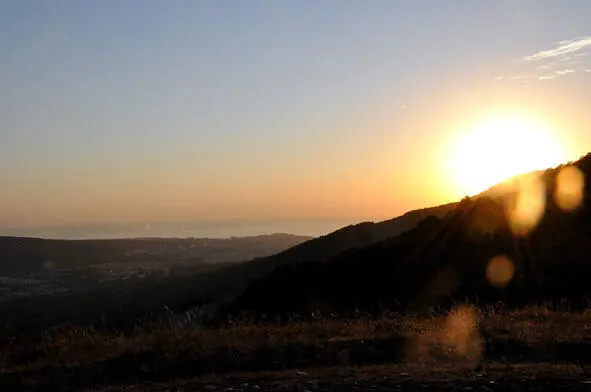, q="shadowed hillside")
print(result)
[179,202,458,308]
[230,153,591,316]
[263,203,459,265]
[0,234,310,333]
[0,234,311,276]
[0,207,456,334]
[0,206,456,335]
